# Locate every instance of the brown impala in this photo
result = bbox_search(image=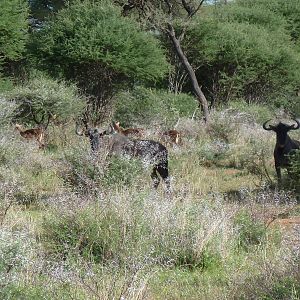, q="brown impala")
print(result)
[15,124,45,149]
[113,121,144,138]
